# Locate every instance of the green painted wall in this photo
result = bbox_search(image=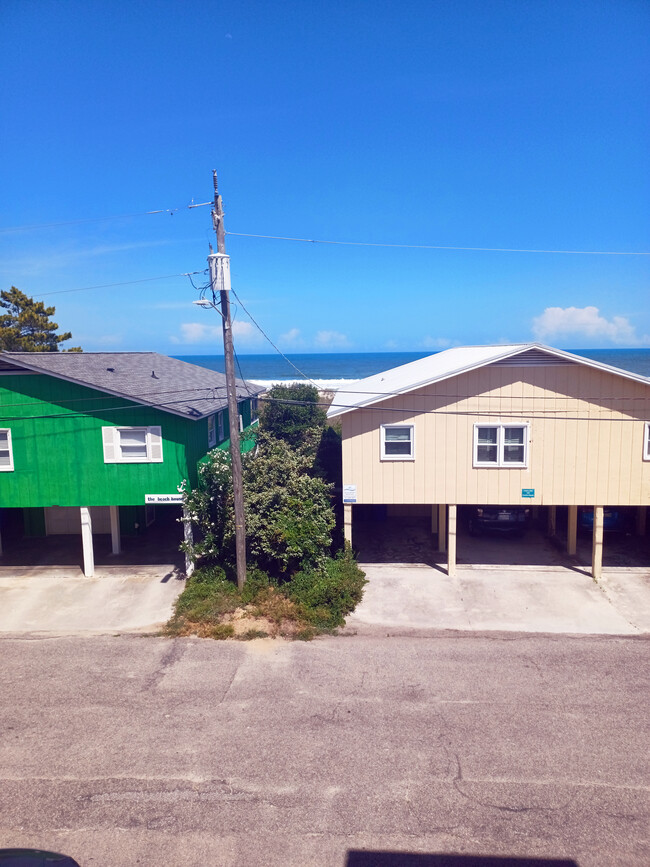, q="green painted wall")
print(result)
[0,372,252,509]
